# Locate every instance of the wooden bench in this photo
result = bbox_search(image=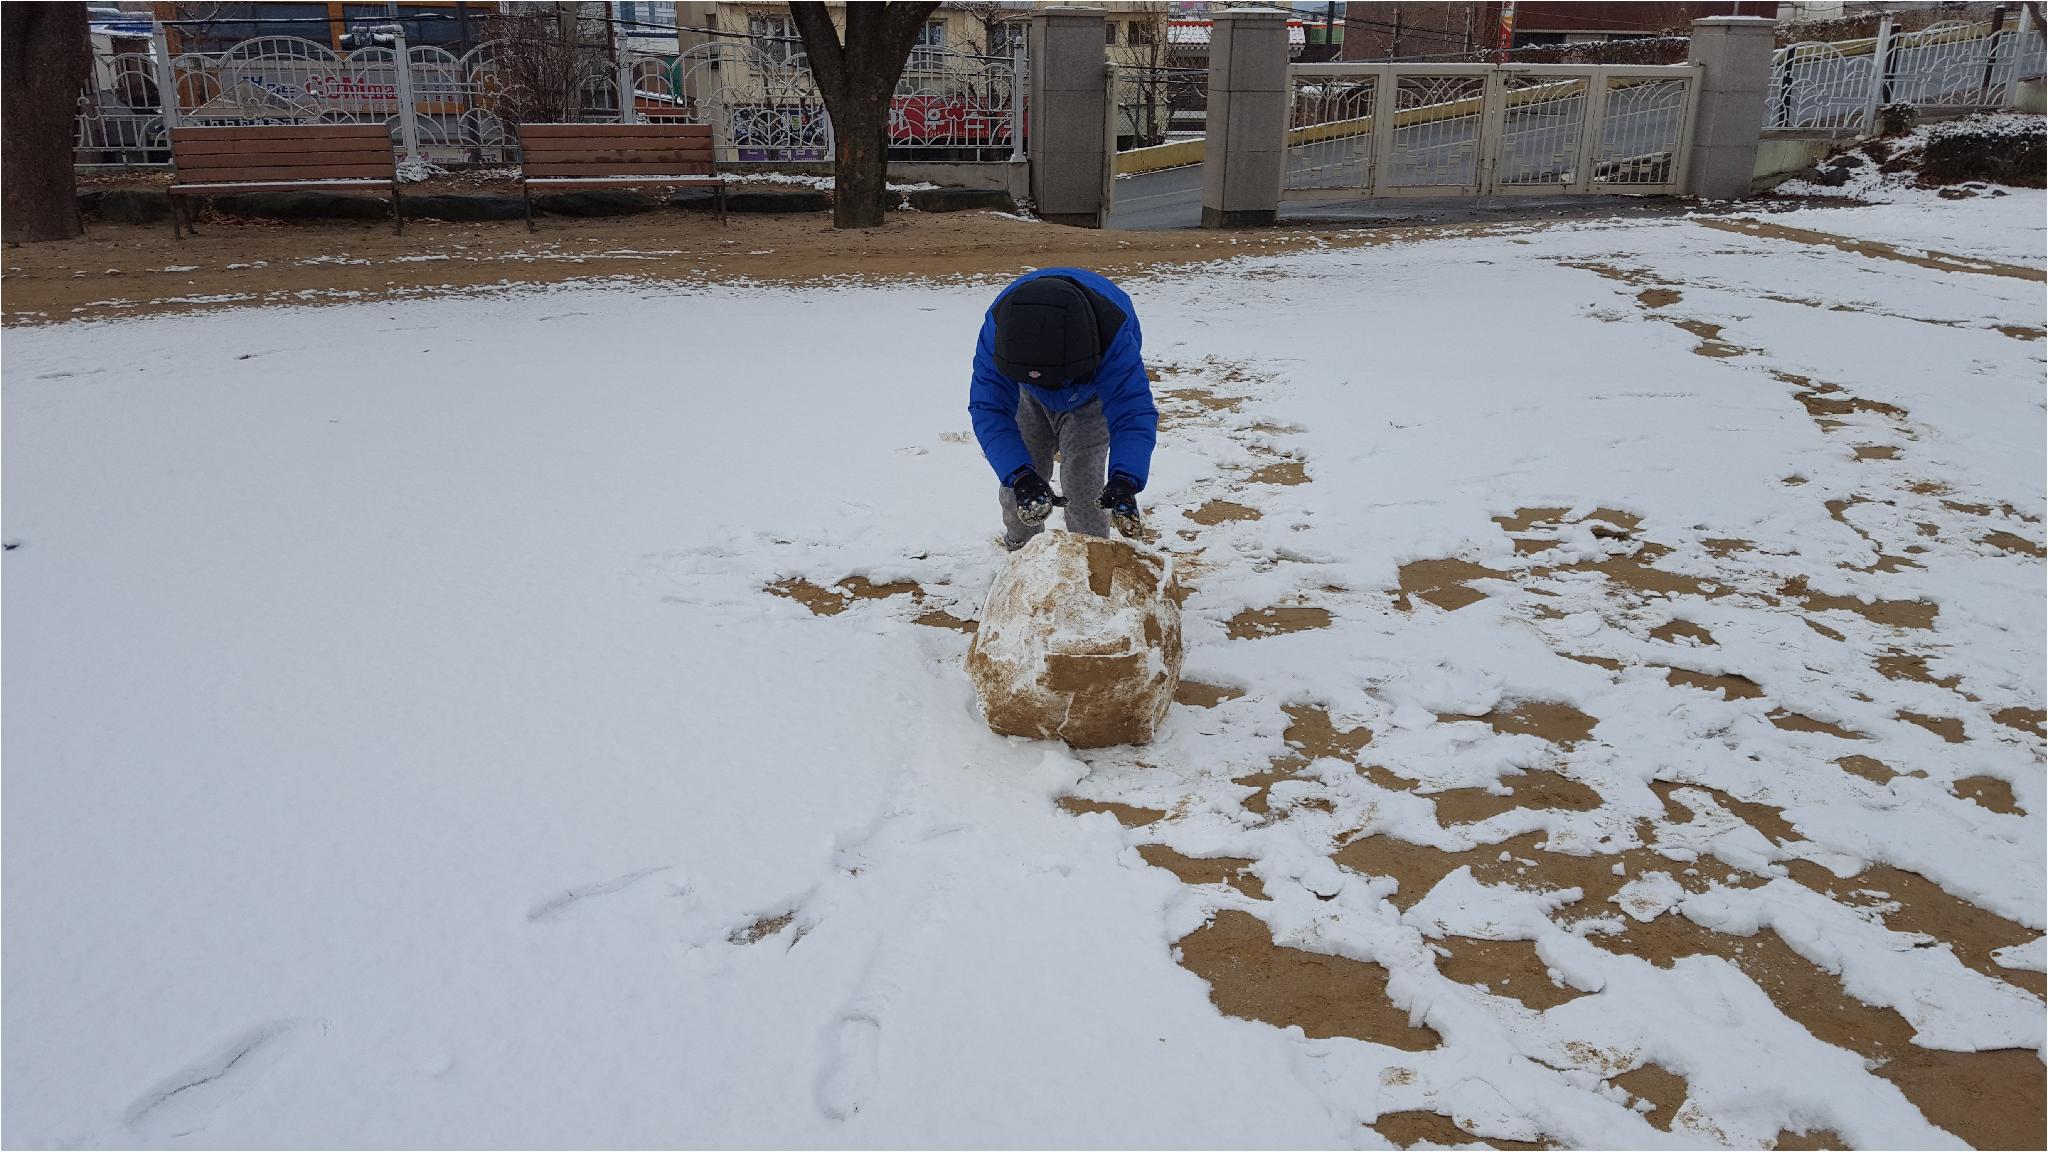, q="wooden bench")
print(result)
[517,122,727,229]
[169,124,401,238]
